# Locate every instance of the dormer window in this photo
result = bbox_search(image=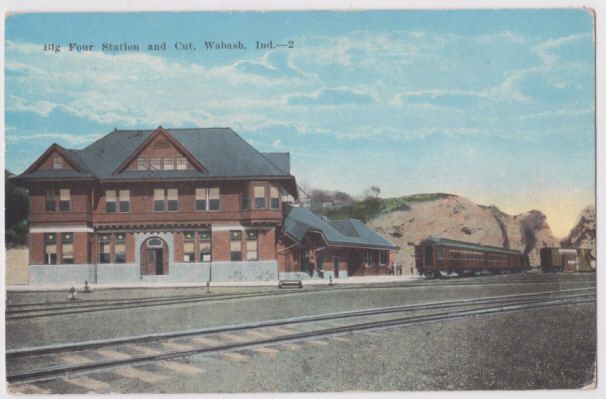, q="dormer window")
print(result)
[163,157,175,170]
[53,156,62,170]
[150,157,161,170]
